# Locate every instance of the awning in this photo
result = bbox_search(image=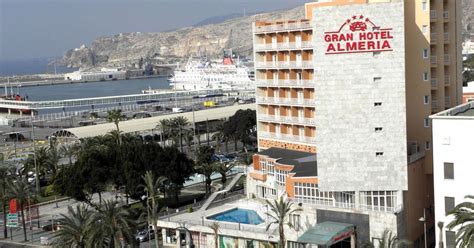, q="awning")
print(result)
[297,221,354,246]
